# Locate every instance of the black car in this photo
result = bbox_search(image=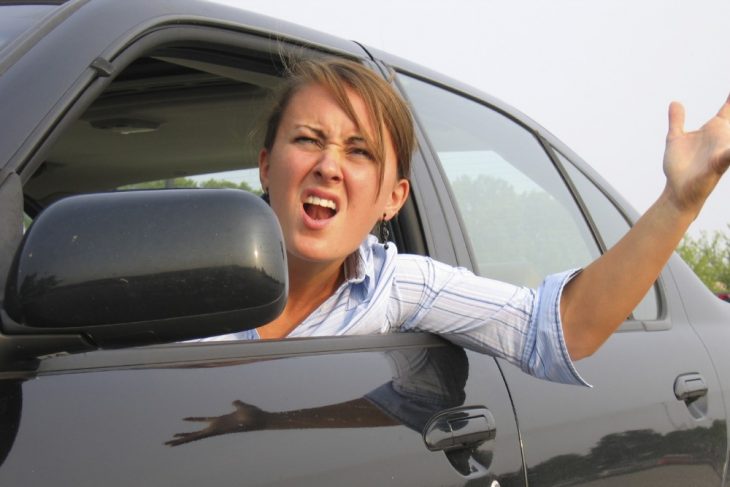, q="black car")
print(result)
[0,1,728,486]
